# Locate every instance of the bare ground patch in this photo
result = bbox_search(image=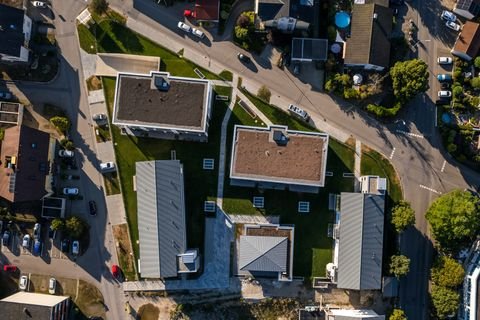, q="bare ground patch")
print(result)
[112,223,136,280]
[138,303,160,320]
[86,76,103,91]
